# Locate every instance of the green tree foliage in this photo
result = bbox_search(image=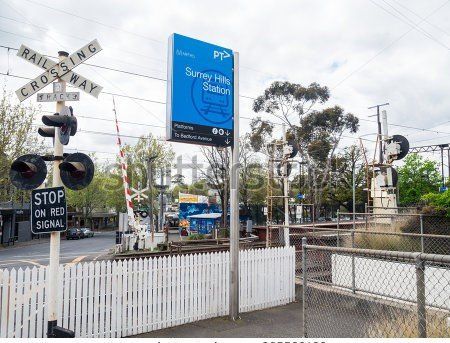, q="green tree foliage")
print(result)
[0,90,46,202]
[122,133,175,191]
[398,154,441,205]
[171,179,209,200]
[199,146,230,225]
[120,134,175,215]
[327,145,366,212]
[421,191,450,217]
[239,134,266,206]
[250,81,359,217]
[66,166,109,226]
